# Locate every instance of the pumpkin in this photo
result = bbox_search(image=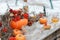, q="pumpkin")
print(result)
[51,17,59,23]
[19,19,28,26]
[15,34,26,40]
[10,19,28,29]
[44,24,51,30]
[13,29,23,36]
[39,17,47,24]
